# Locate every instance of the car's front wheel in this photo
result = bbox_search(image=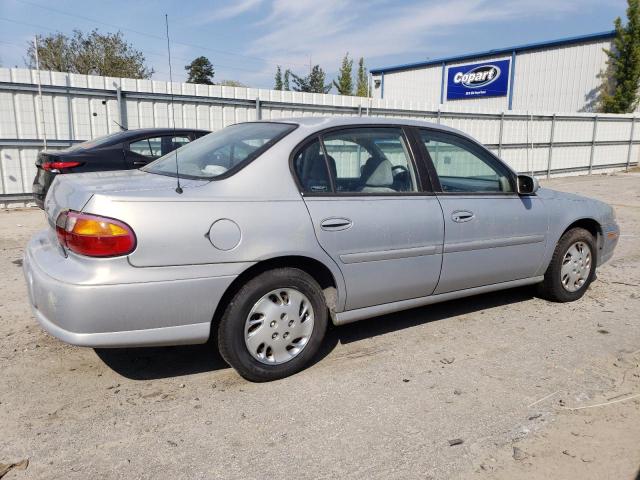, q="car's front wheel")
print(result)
[537,227,596,302]
[217,268,328,382]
